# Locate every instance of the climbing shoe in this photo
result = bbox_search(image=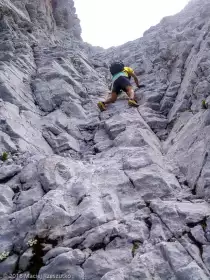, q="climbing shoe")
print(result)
[128,99,139,107]
[97,101,106,111]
